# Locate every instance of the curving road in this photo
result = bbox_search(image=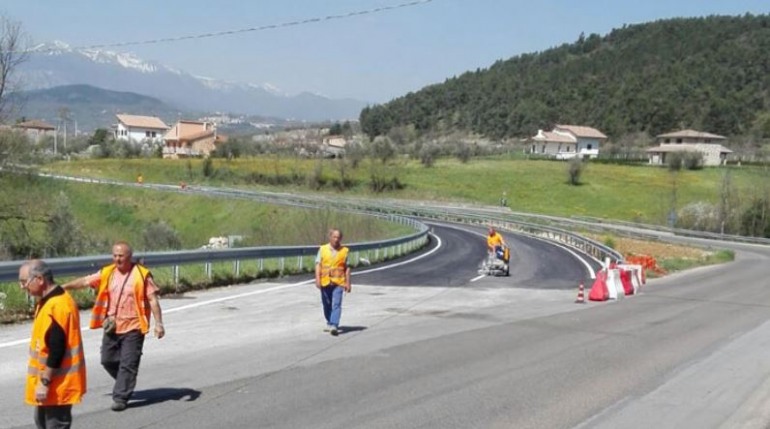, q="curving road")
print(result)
[1,220,769,429]
[351,222,598,289]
